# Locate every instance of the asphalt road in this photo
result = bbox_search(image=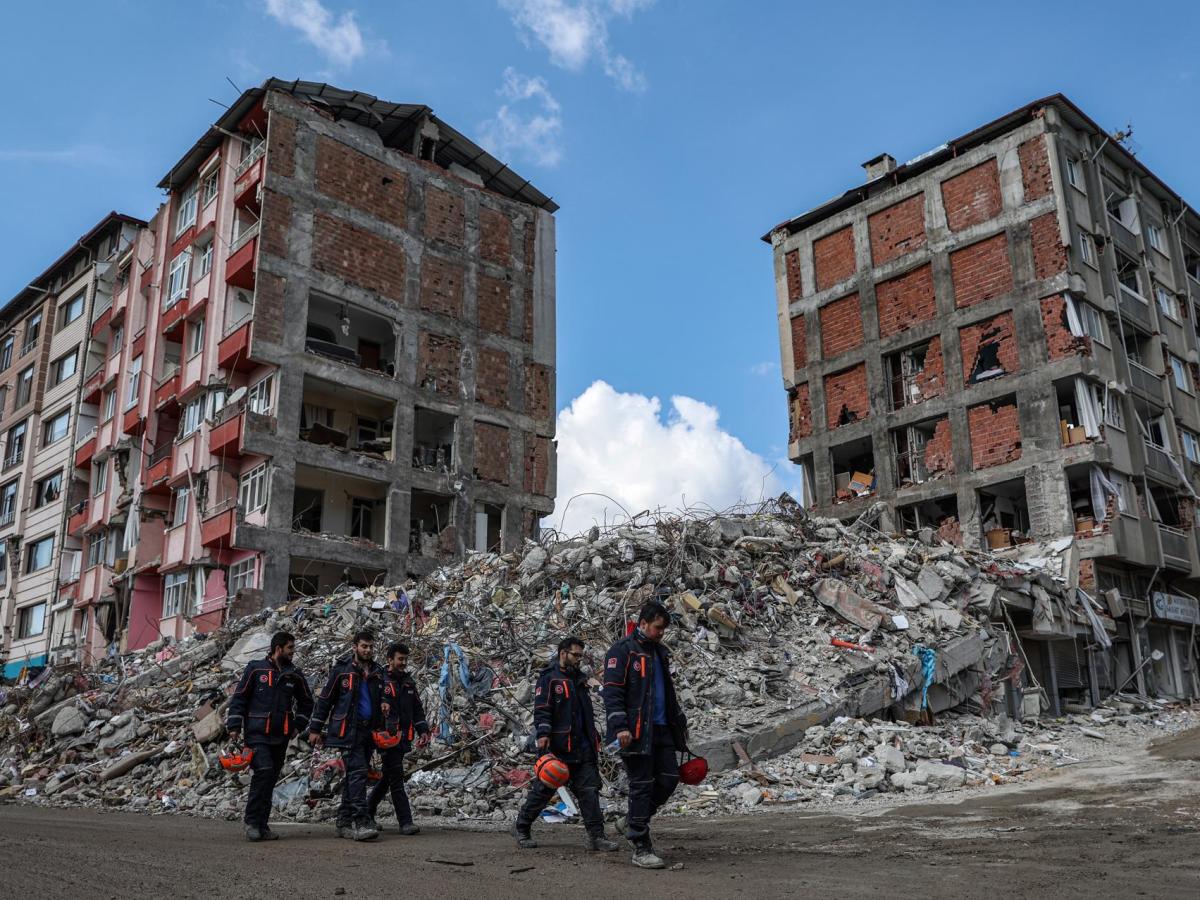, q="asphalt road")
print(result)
[3,728,1199,899]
